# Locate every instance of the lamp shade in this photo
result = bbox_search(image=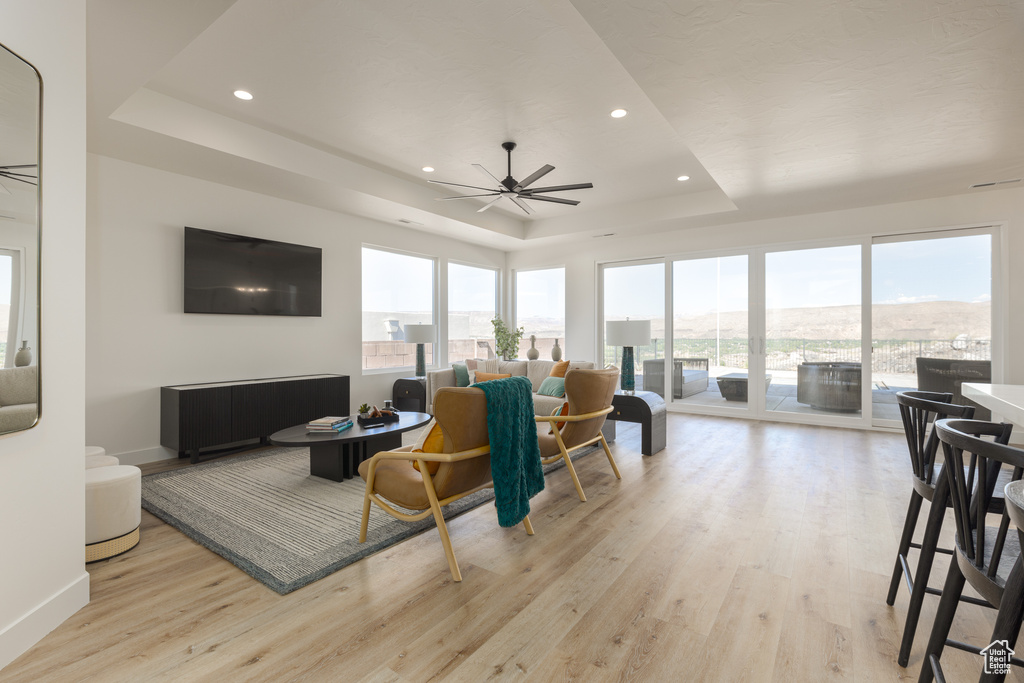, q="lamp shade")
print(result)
[605,319,651,347]
[404,324,435,344]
